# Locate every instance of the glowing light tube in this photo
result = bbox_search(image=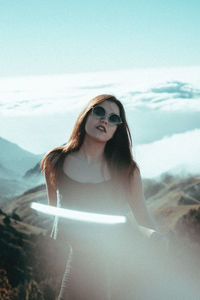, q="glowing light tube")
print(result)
[31,202,127,225]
